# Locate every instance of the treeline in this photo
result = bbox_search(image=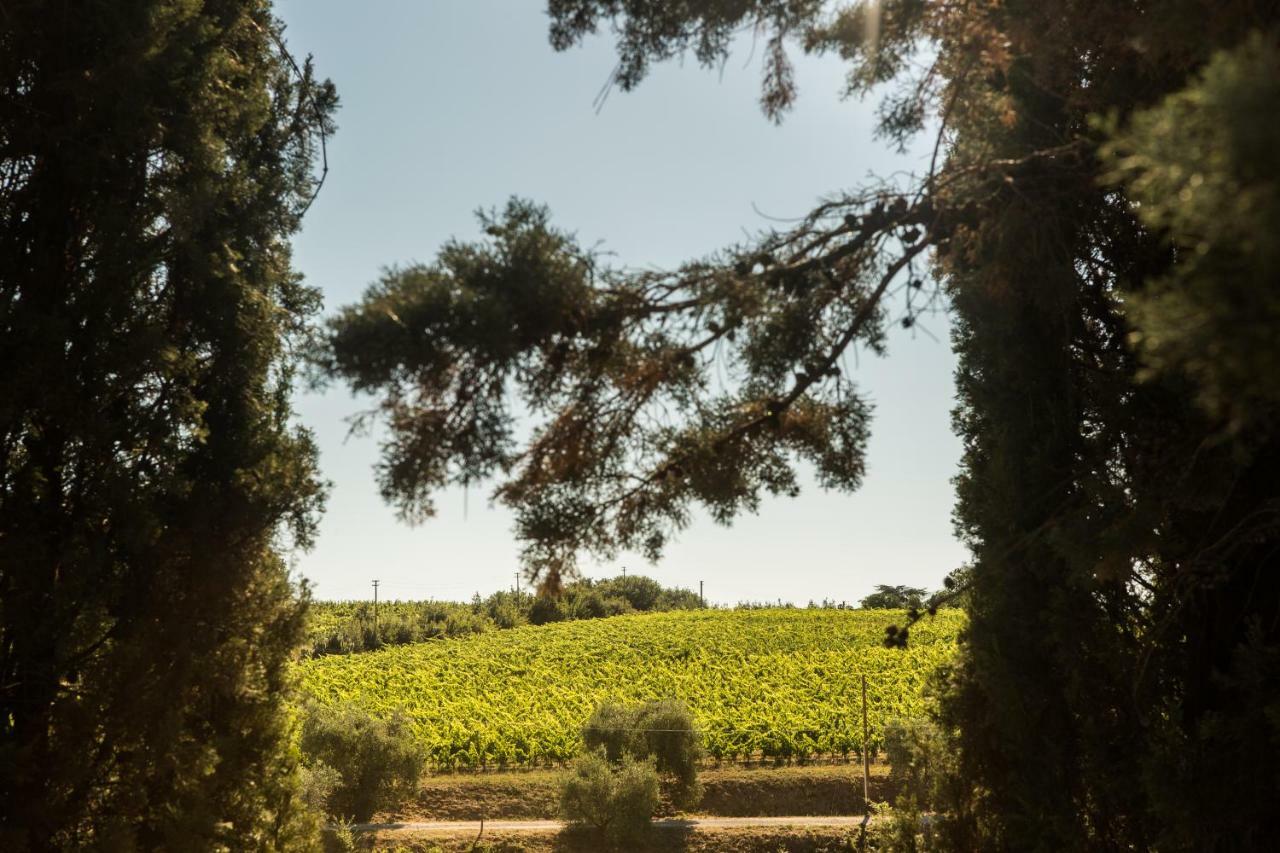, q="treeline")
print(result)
[305,574,703,656]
